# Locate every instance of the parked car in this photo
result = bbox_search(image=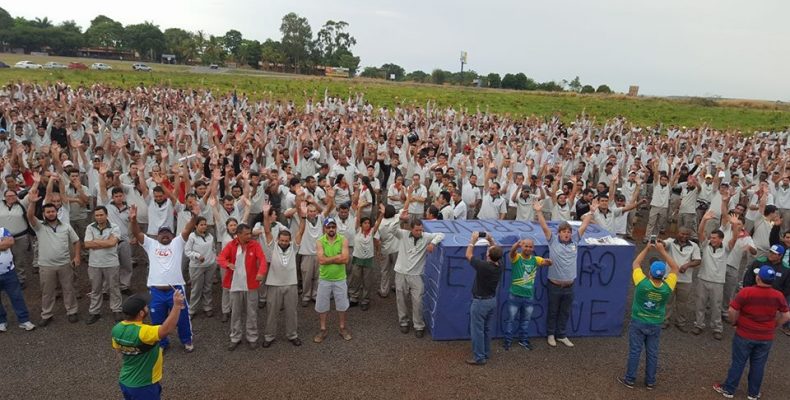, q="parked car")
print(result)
[14,61,42,69]
[0,61,9,68]
[43,62,68,69]
[68,62,88,70]
[209,64,219,69]
[132,63,152,71]
[90,63,112,70]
